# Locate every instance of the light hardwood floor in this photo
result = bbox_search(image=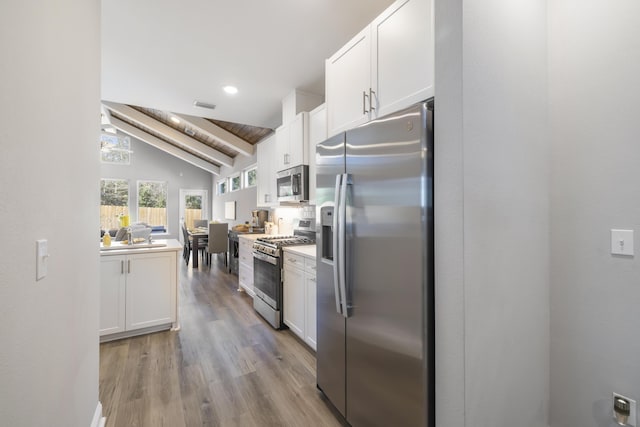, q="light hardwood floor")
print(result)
[99,255,343,427]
